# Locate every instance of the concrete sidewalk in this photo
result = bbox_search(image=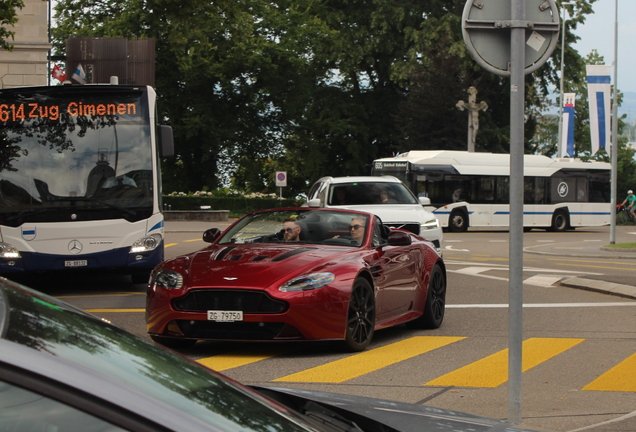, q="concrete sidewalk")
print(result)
[524,241,636,300]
